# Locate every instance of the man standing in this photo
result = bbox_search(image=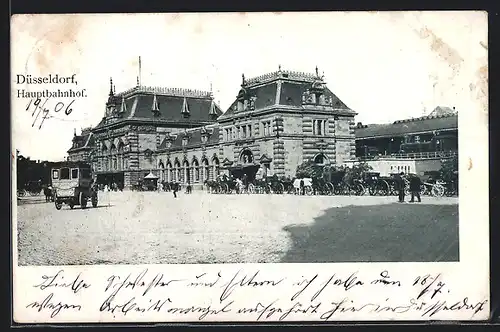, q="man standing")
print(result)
[173,182,178,198]
[395,172,405,203]
[409,174,422,203]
